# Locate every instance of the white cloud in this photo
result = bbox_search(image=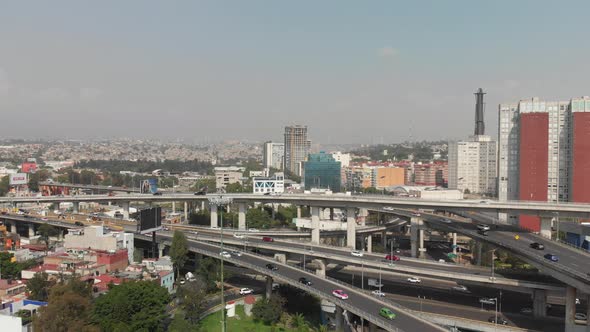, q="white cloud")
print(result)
[377,46,399,58]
